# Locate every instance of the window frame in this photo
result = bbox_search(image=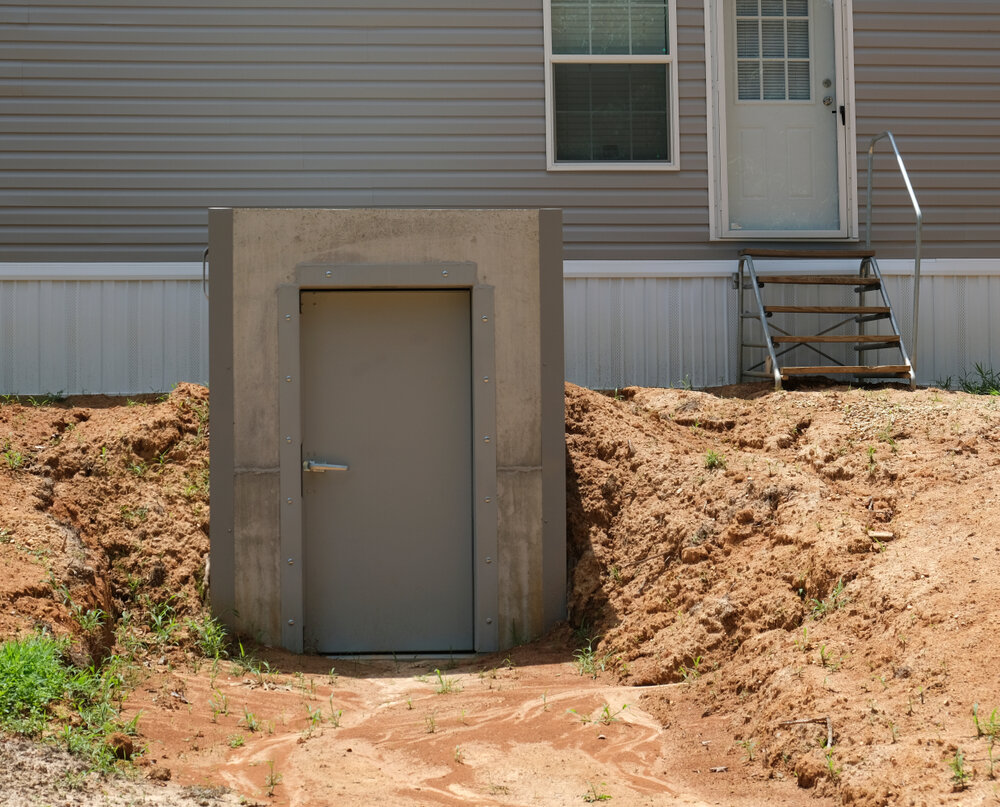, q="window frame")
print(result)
[543,0,681,172]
